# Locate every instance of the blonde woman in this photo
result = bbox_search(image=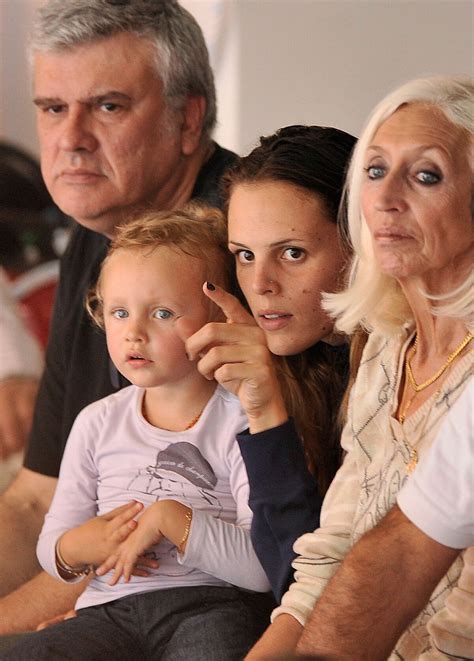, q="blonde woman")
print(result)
[248,76,473,659]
